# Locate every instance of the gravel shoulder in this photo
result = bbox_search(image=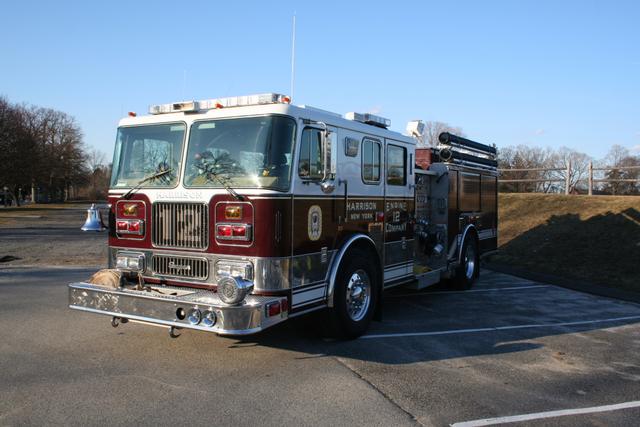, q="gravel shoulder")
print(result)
[0,205,107,268]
